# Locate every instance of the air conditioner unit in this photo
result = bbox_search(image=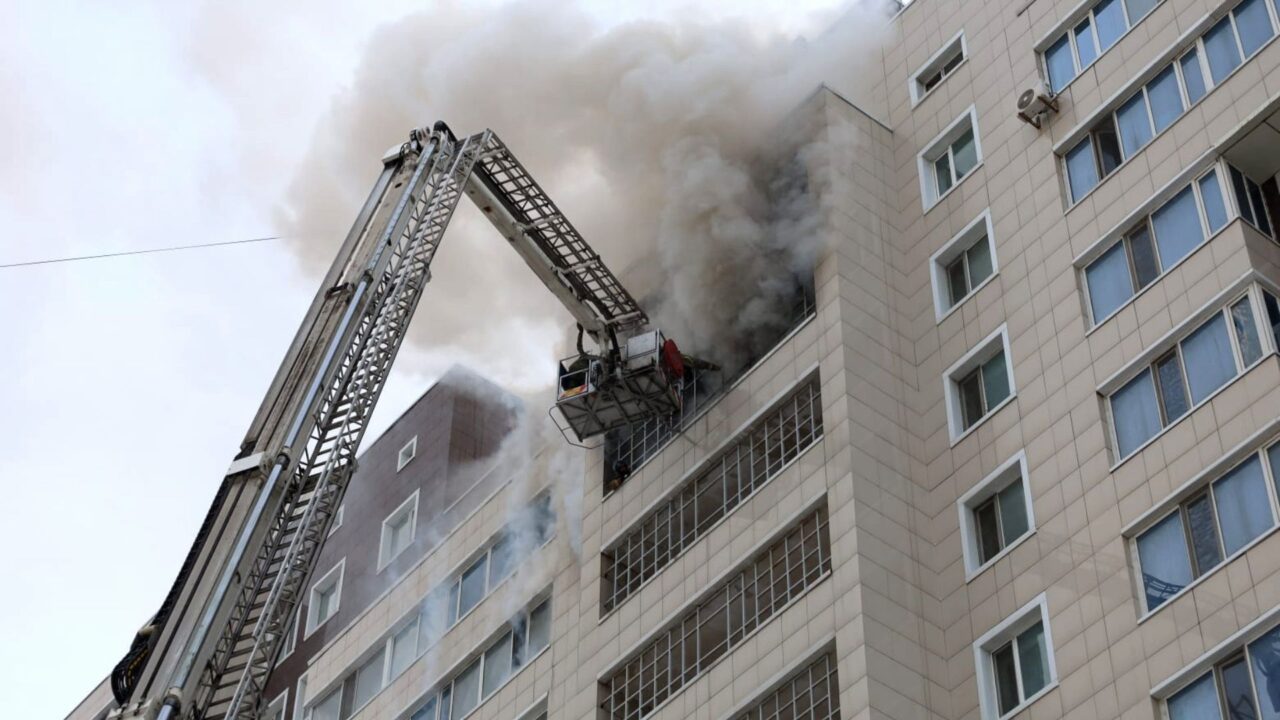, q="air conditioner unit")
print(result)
[1016,80,1059,129]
